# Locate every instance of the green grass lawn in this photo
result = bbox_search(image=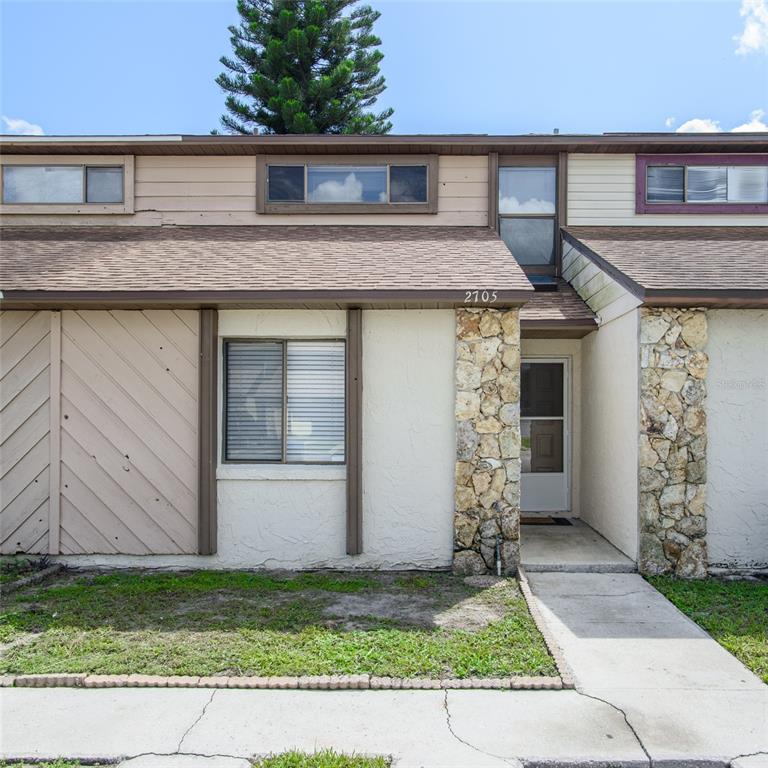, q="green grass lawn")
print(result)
[0,752,387,768]
[649,576,768,683]
[0,569,556,679]
[255,751,389,768]
[0,762,91,768]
